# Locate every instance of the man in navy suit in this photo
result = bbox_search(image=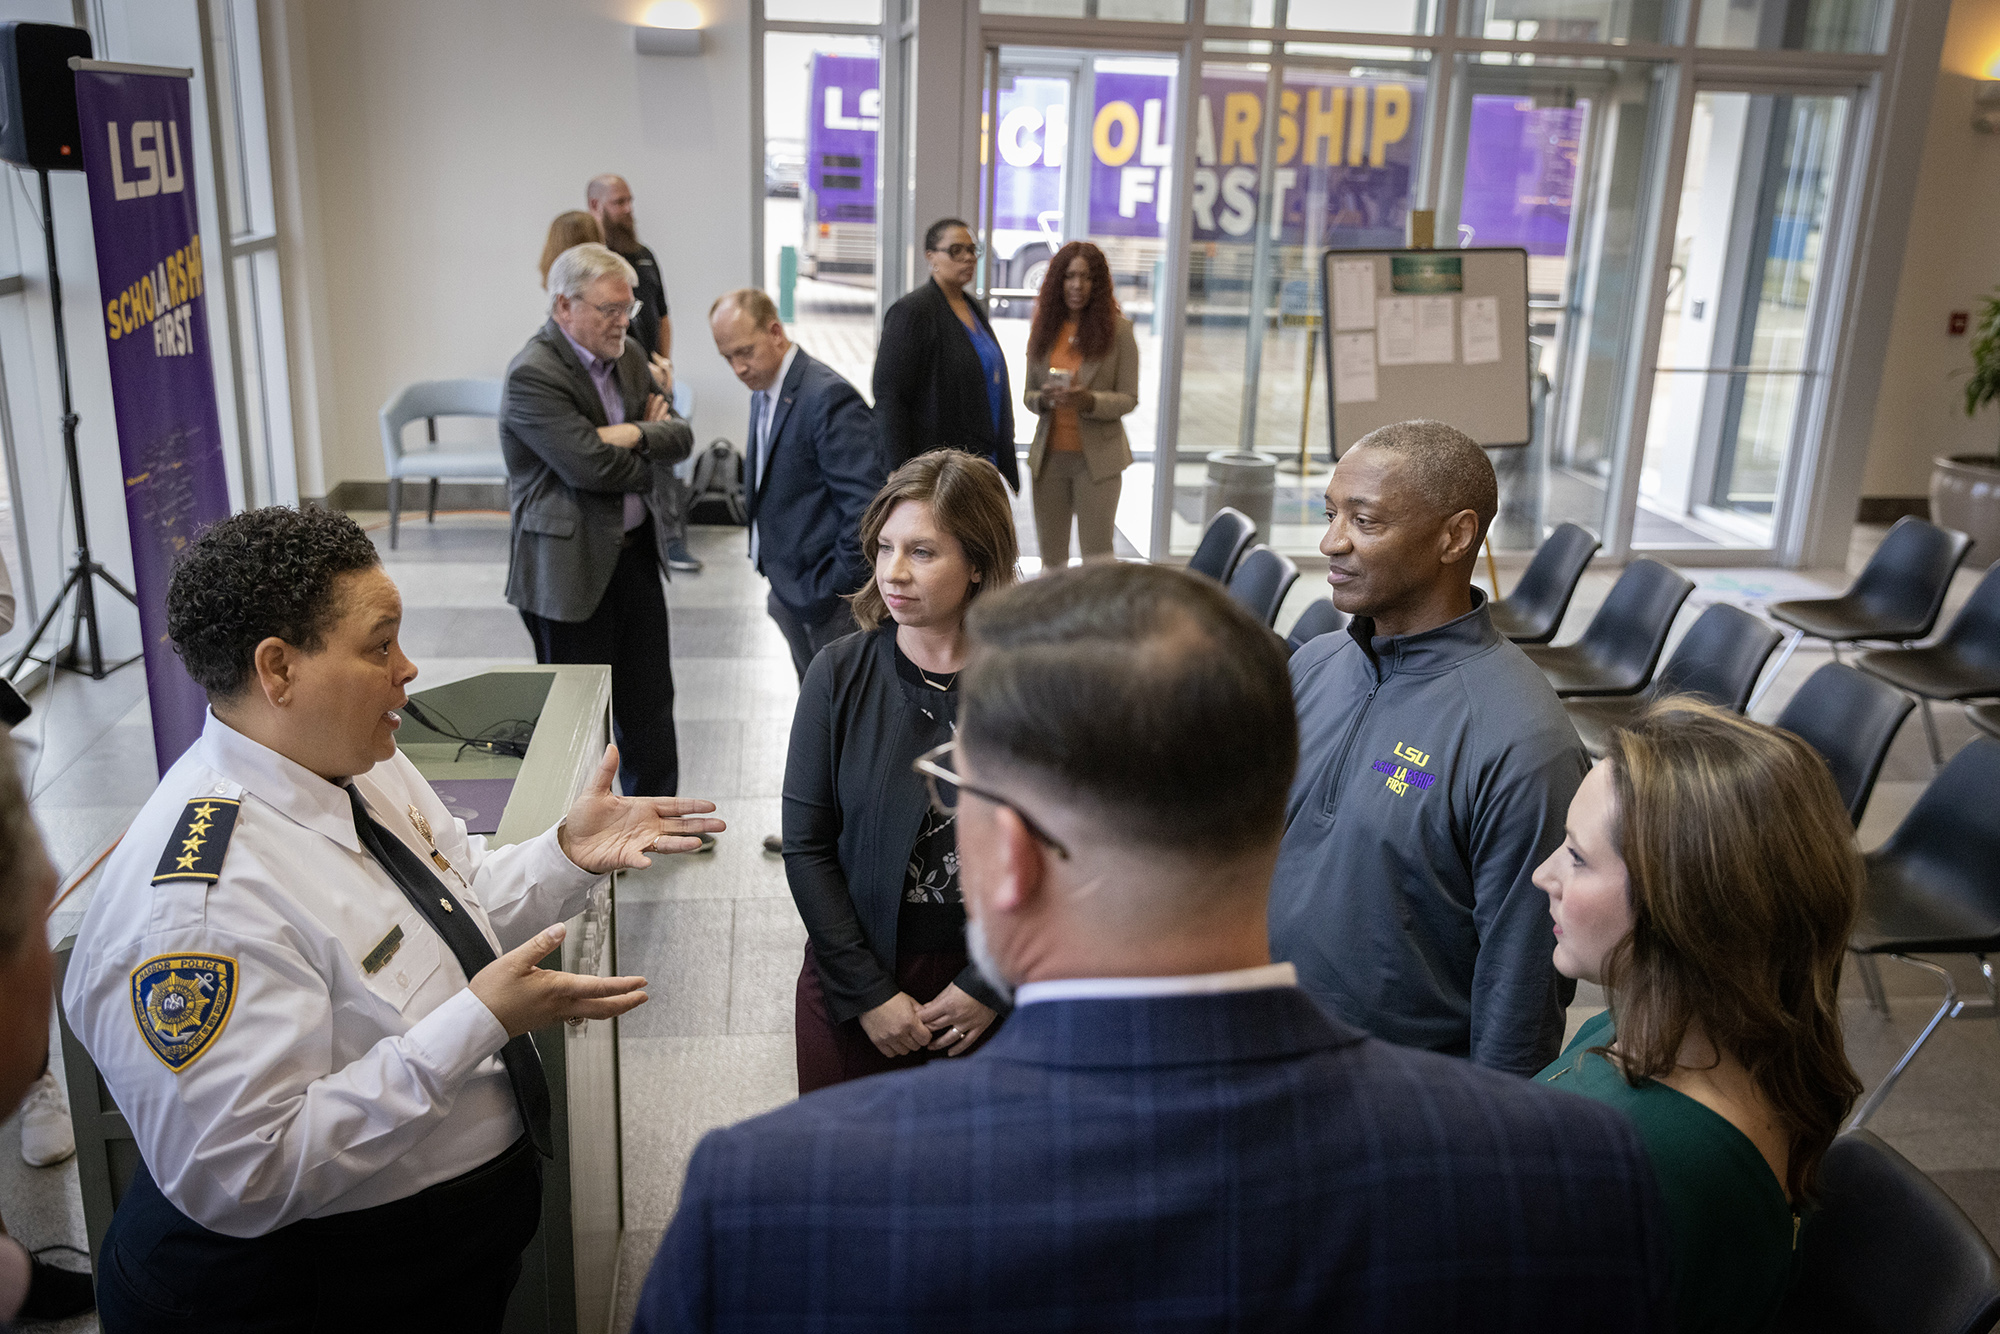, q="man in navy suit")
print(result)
[635,563,1673,1332]
[708,289,884,682]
